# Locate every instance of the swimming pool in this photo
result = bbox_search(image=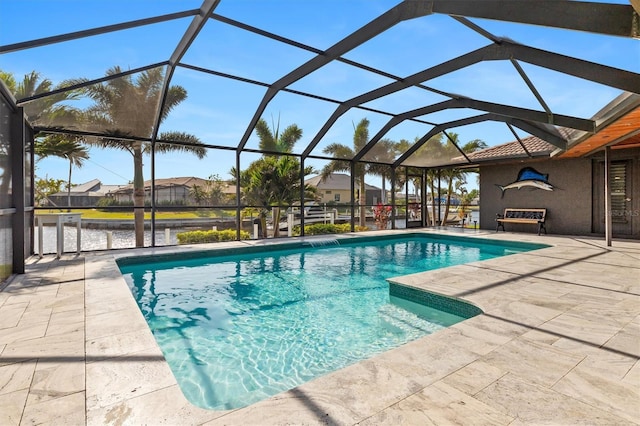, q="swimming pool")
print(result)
[118,233,545,410]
